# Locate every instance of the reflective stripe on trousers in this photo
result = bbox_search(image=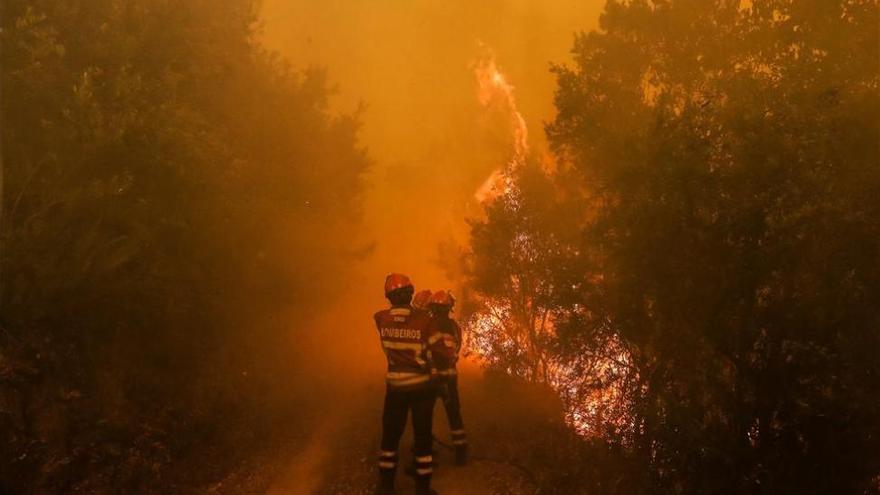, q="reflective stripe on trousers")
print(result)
[414,454,433,476]
[380,385,436,480]
[451,428,468,445]
[378,449,398,471]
